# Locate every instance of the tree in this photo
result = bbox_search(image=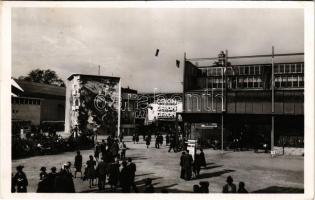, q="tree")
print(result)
[18,69,65,87]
